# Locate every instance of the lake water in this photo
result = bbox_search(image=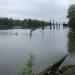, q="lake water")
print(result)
[0,25,70,75]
